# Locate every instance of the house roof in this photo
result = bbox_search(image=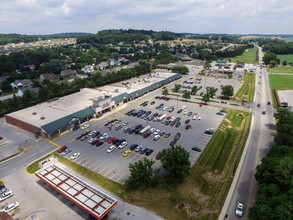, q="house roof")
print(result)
[41,107,95,133]
[40,73,57,81]
[61,69,77,76]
